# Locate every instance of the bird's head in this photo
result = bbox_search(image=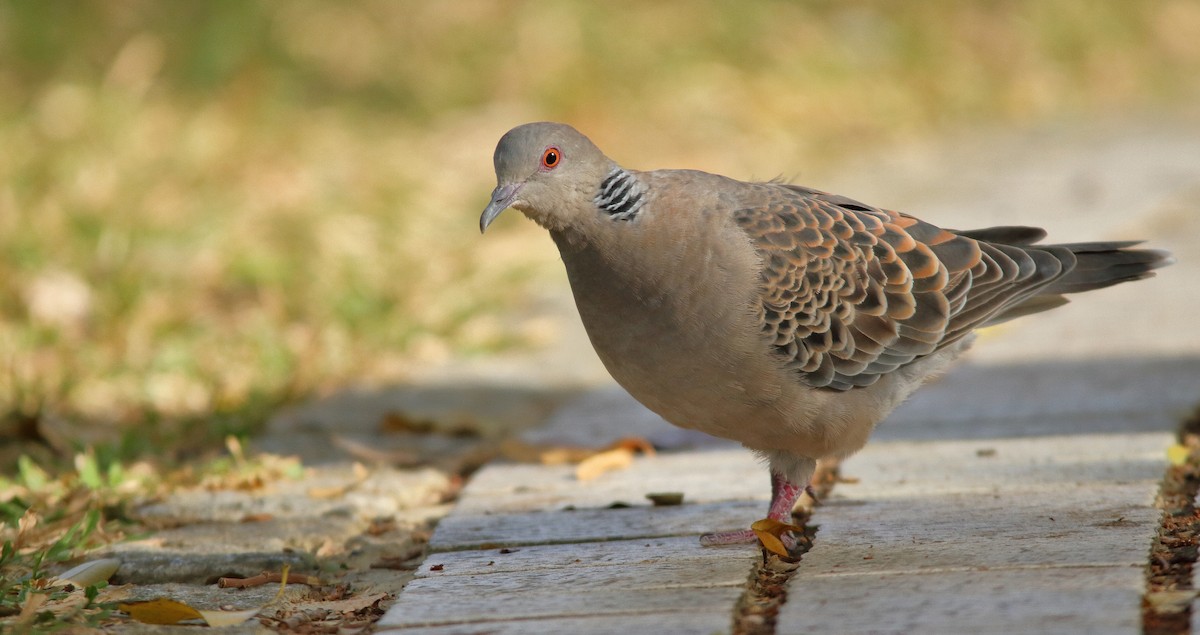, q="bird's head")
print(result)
[479,122,615,233]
